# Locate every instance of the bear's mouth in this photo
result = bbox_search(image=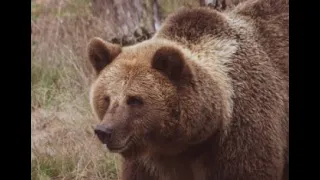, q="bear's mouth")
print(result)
[106,136,134,153]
